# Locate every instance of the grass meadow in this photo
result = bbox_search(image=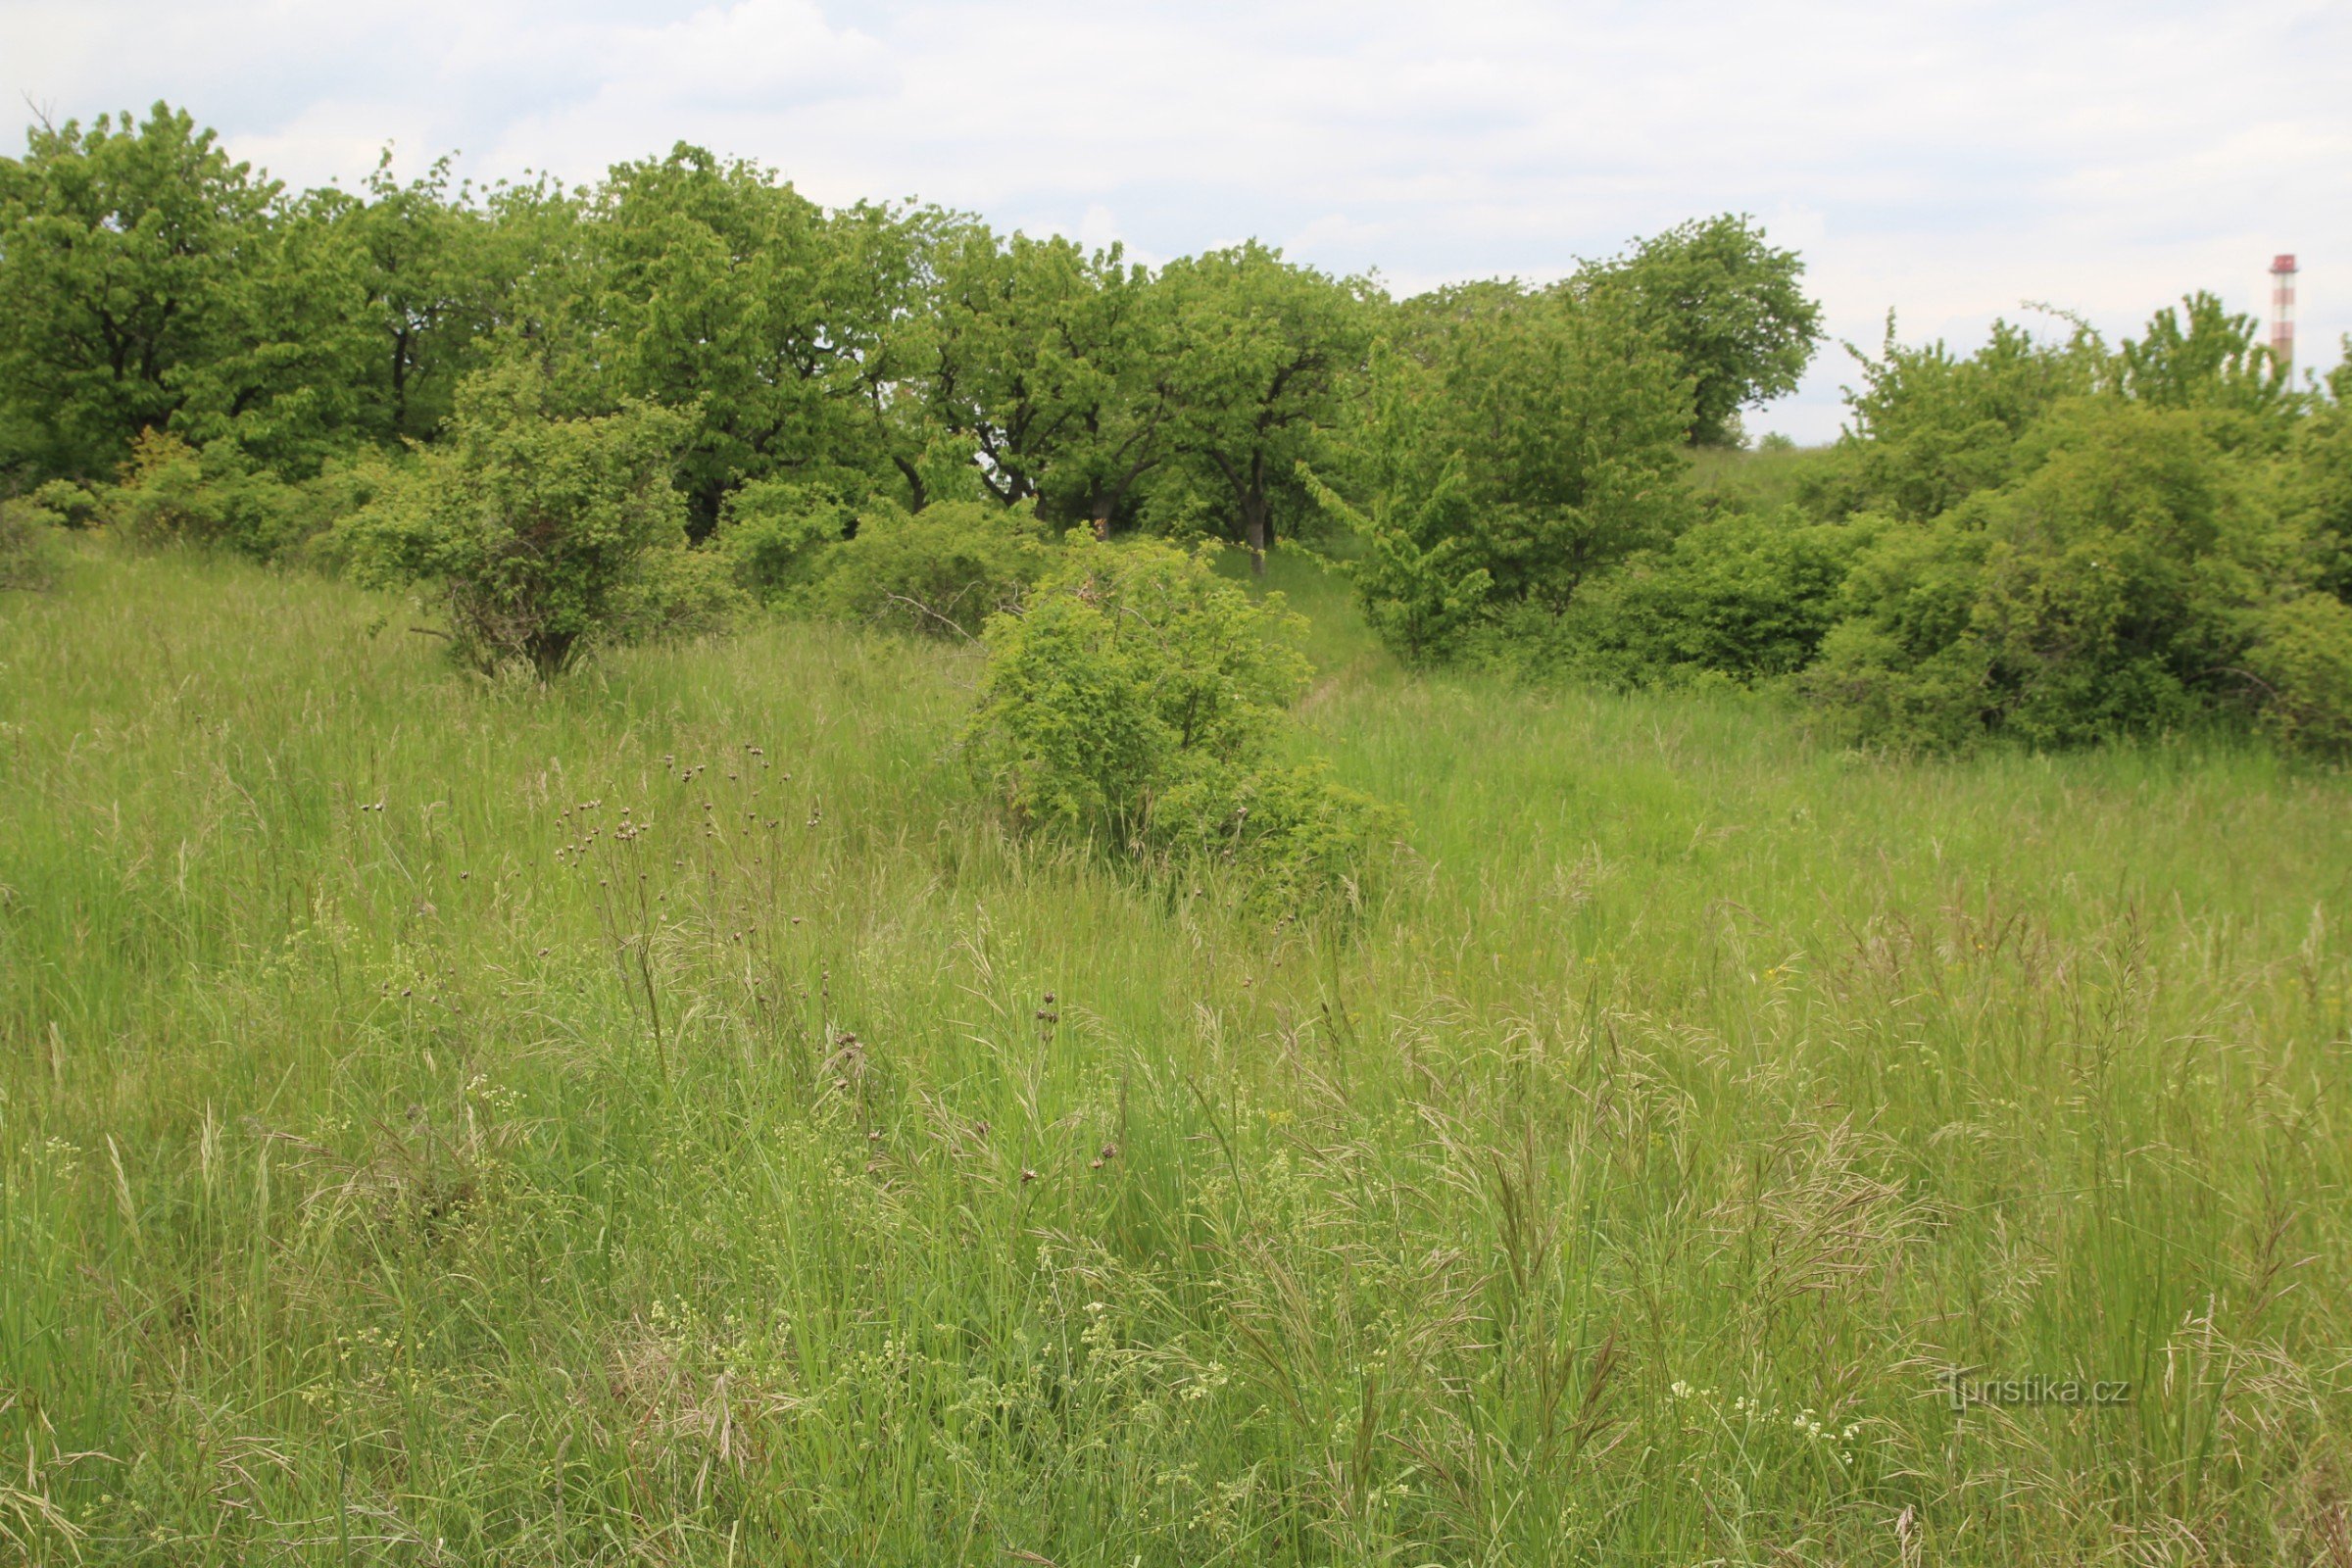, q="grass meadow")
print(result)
[3,542,2350,1564]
